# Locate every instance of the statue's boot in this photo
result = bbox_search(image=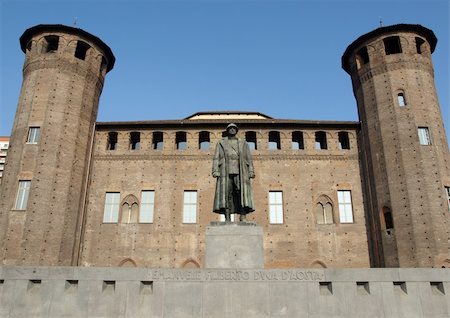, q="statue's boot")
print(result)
[225,211,231,222]
[239,214,246,222]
